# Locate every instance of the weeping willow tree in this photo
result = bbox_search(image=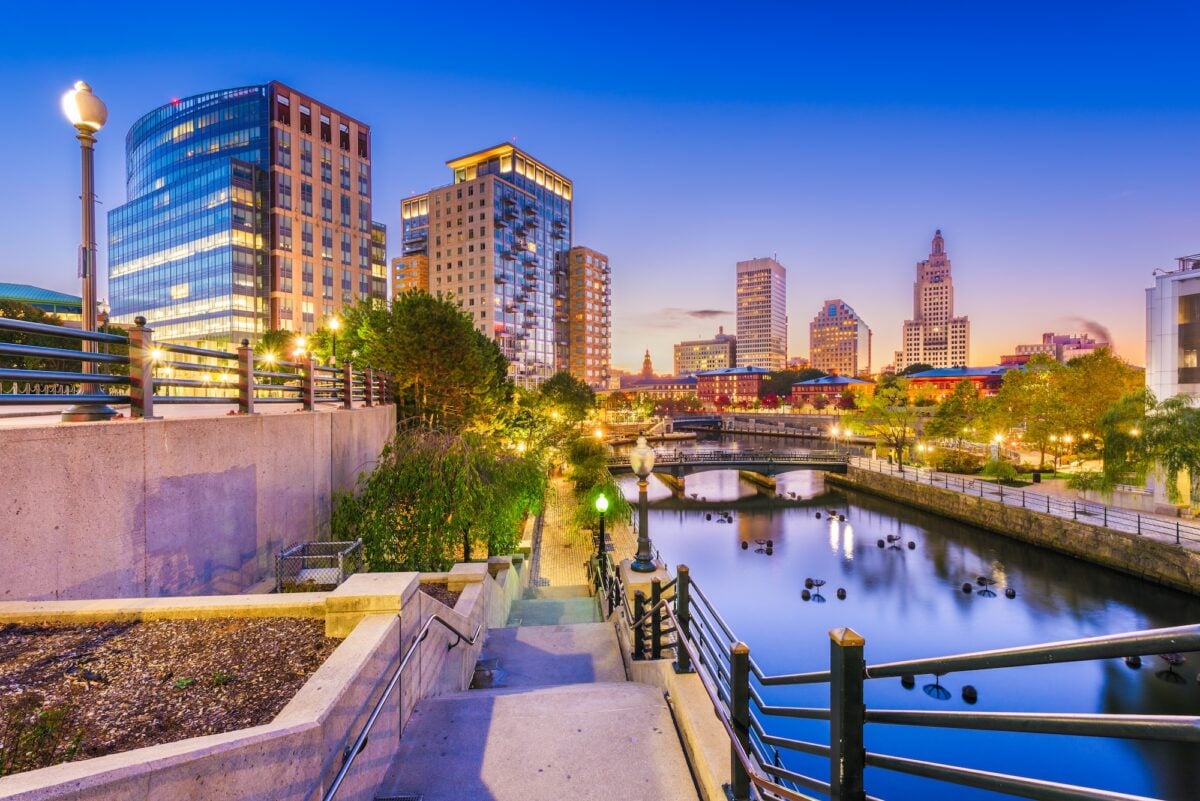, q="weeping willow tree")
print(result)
[565,435,631,529]
[333,427,547,571]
